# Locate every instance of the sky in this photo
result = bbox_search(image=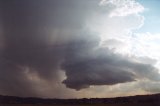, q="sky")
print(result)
[0,0,160,99]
